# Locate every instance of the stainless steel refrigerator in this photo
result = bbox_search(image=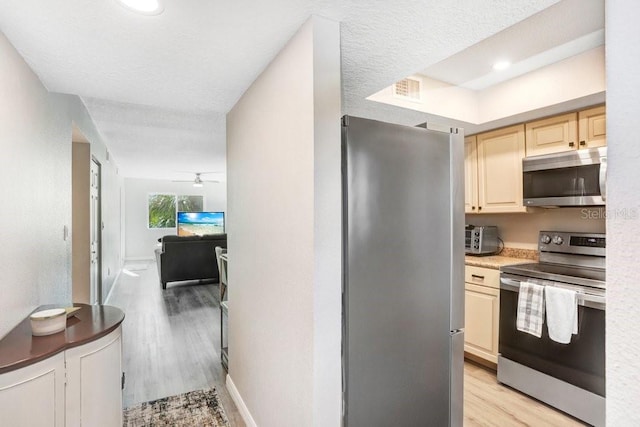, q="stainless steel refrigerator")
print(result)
[342,116,464,426]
